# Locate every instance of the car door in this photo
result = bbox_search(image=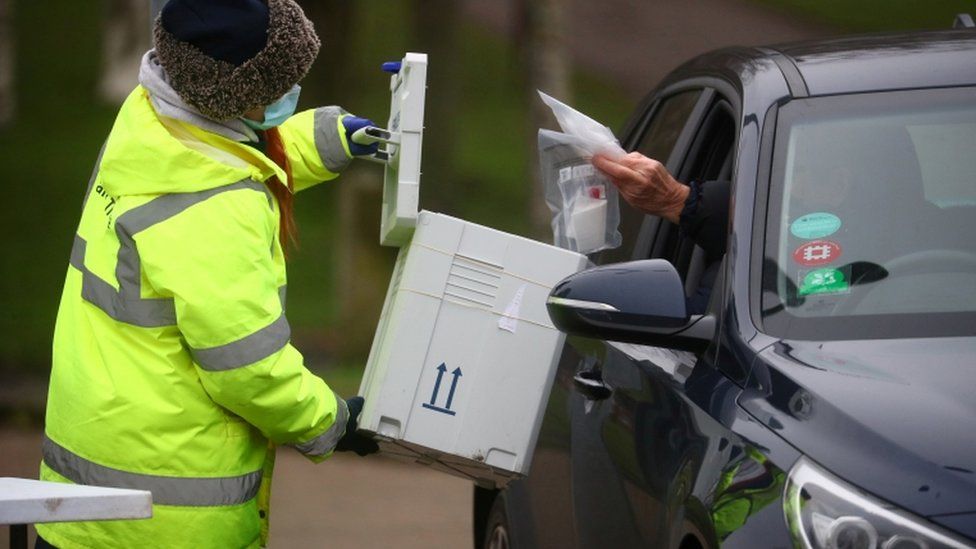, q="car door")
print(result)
[567,86,740,549]
[499,89,706,549]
